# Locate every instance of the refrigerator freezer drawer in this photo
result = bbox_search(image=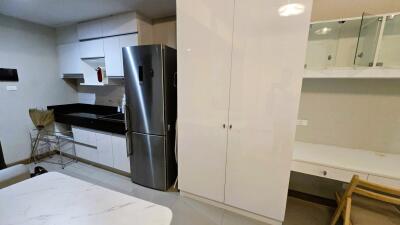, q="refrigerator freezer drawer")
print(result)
[130,132,168,190]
